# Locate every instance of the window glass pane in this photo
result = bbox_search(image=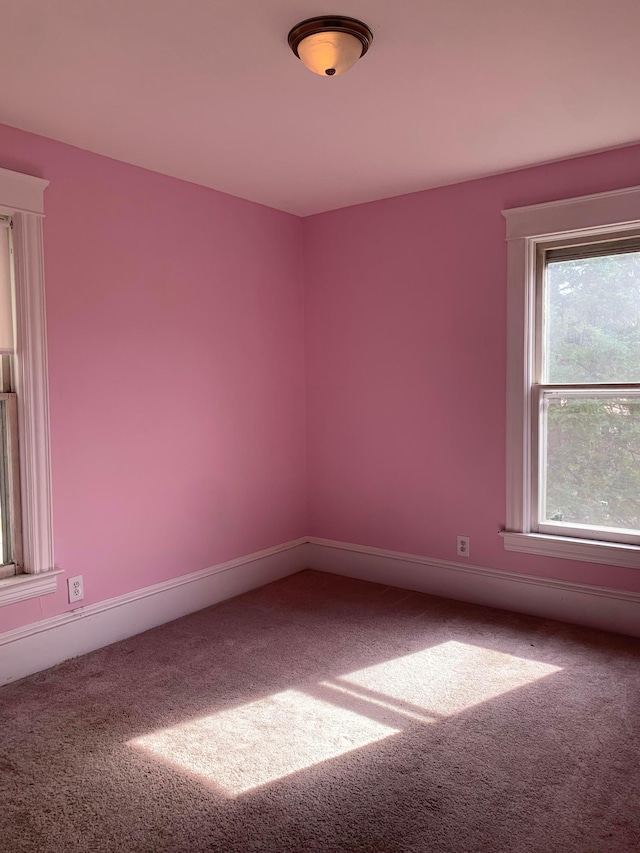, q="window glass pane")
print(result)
[0,399,8,564]
[545,251,640,383]
[542,394,640,532]
[0,225,13,353]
